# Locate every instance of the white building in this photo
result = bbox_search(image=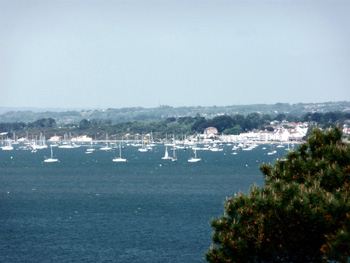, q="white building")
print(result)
[71,135,93,142]
[204,127,218,137]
